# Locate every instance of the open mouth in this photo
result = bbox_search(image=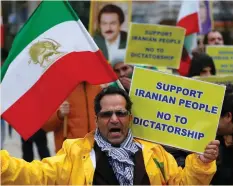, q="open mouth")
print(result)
[109,128,121,137]
[110,128,121,132]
